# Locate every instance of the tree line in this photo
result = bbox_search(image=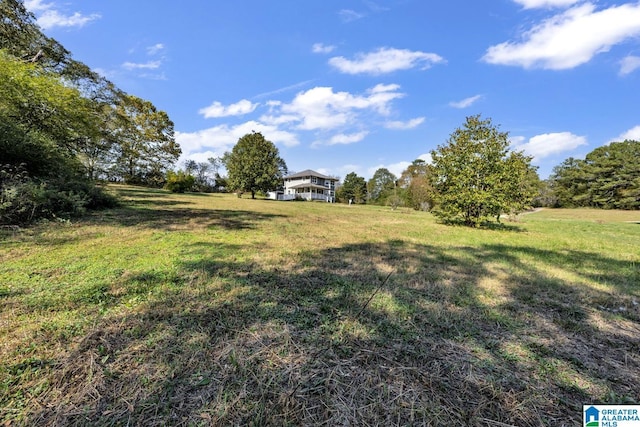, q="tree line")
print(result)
[338,115,639,226]
[3,0,637,226]
[1,0,180,224]
[205,115,638,229]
